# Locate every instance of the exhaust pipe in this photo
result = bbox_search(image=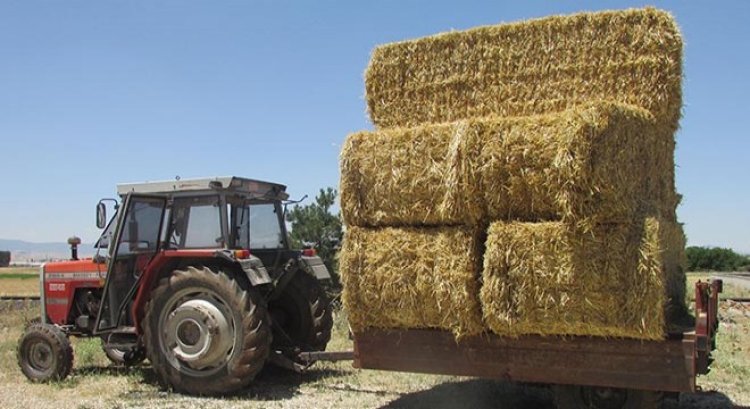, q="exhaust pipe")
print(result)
[68,236,81,261]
